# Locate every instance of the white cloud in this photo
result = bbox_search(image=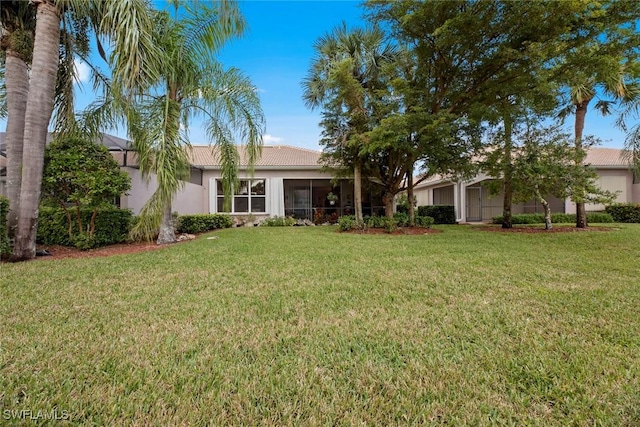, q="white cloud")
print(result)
[74,59,90,84]
[262,134,283,144]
